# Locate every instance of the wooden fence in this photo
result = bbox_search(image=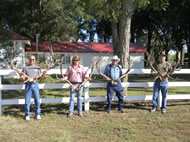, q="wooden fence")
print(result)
[0,69,190,115]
